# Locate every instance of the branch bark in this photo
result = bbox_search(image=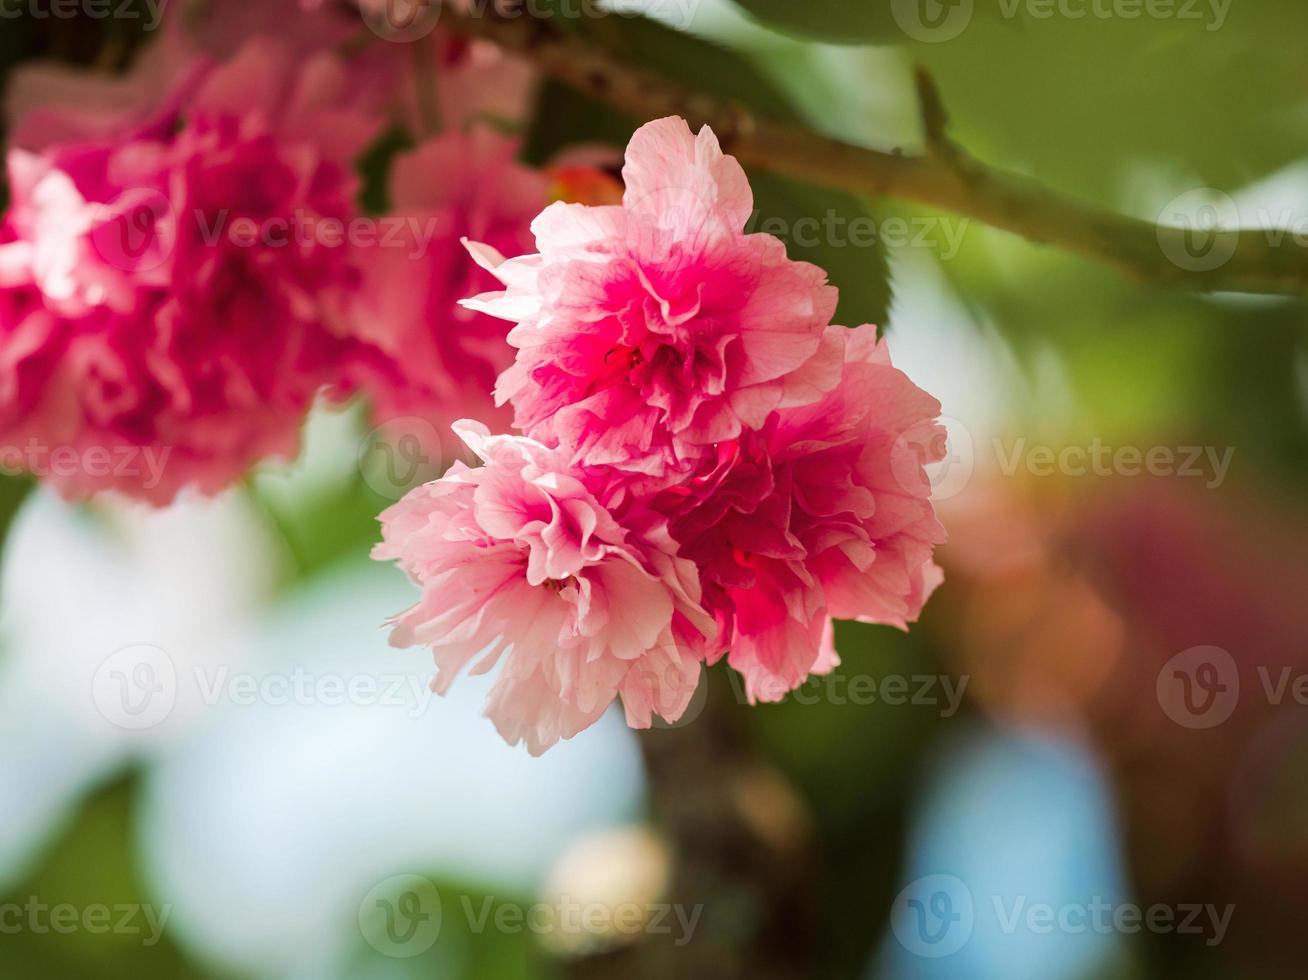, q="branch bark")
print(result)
[445,10,1308,300]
